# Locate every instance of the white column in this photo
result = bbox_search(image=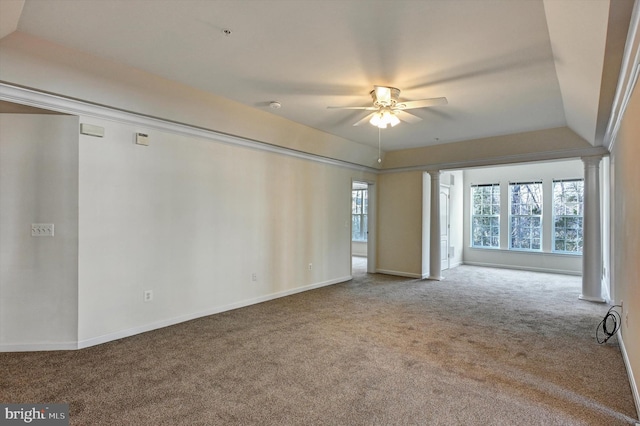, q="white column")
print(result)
[580,155,605,302]
[428,170,442,280]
